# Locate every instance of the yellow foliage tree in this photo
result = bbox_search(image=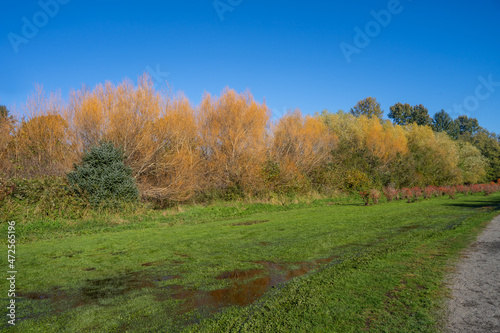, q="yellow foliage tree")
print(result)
[319,111,408,188]
[405,125,461,186]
